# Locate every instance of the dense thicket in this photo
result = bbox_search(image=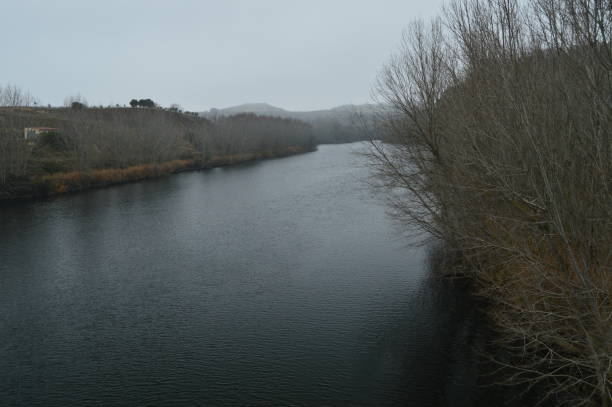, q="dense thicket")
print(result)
[209,113,314,157]
[0,107,315,198]
[370,0,610,404]
[202,103,376,145]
